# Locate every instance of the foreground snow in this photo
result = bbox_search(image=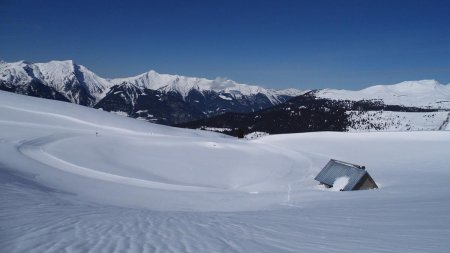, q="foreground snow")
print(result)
[1,91,450,252]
